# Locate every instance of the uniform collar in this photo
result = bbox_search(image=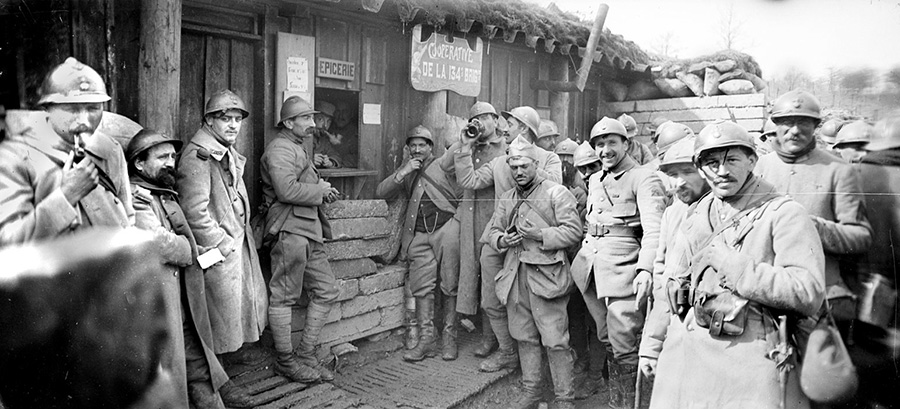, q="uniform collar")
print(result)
[604,154,637,180]
[193,126,230,161]
[130,174,179,197]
